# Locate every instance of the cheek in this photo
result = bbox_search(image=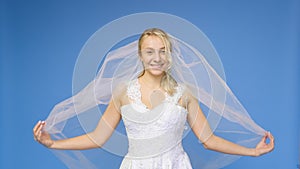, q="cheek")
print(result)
[140,56,150,63]
[161,55,171,65]
[163,56,169,63]
[140,55,170,65]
